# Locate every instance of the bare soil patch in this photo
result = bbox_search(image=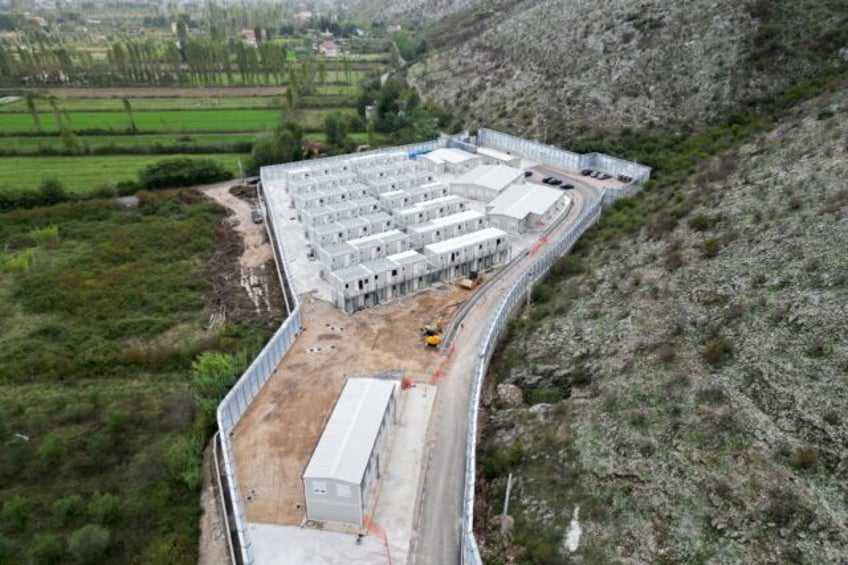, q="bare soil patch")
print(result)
[201,183,284,324]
